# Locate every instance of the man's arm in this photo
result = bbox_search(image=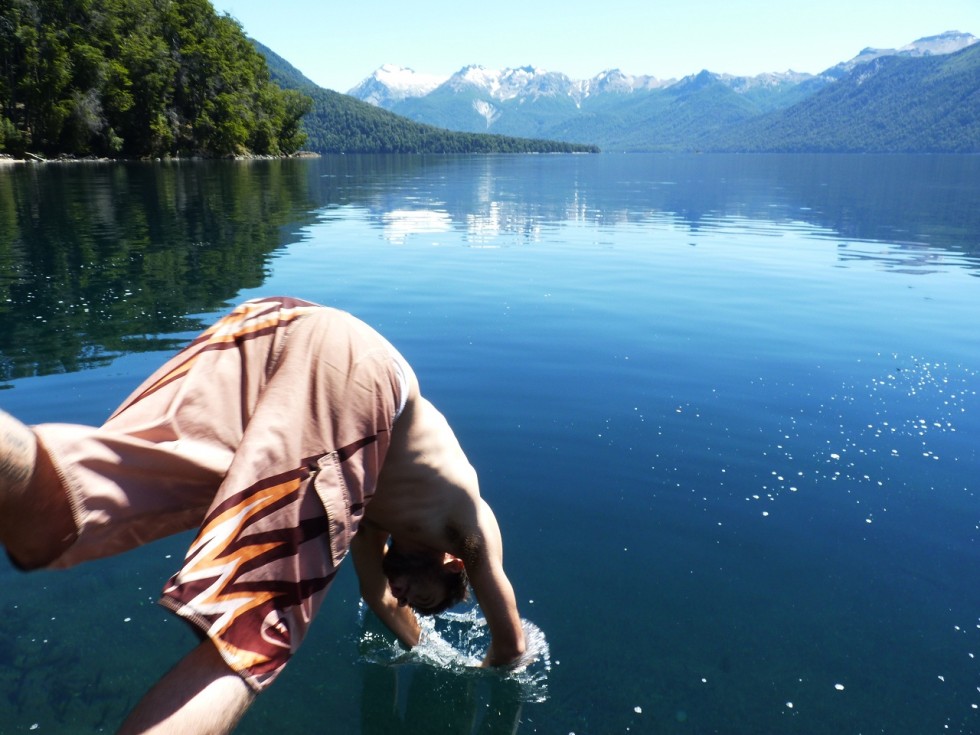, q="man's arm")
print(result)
[117,640,254,735]
[460,499,526,667]
[350,524,422,648]
[374,389,525,664]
